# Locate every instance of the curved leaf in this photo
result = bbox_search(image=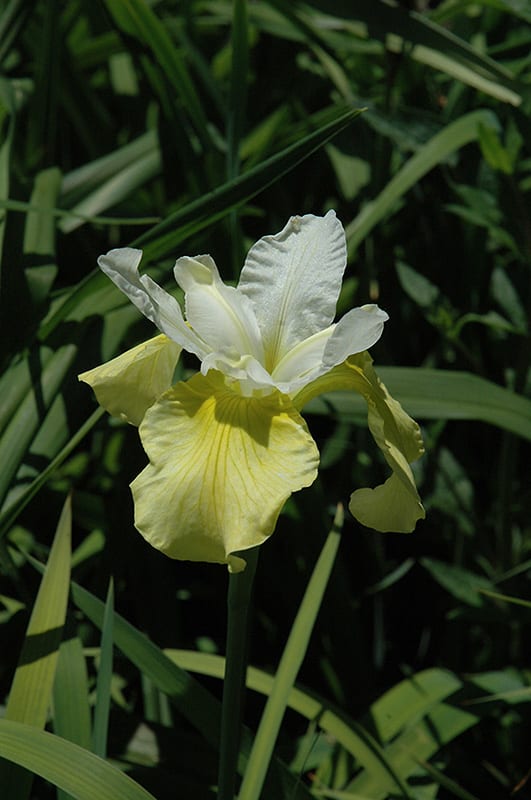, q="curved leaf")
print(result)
[0,719,157,800]
[346,110,500,253]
